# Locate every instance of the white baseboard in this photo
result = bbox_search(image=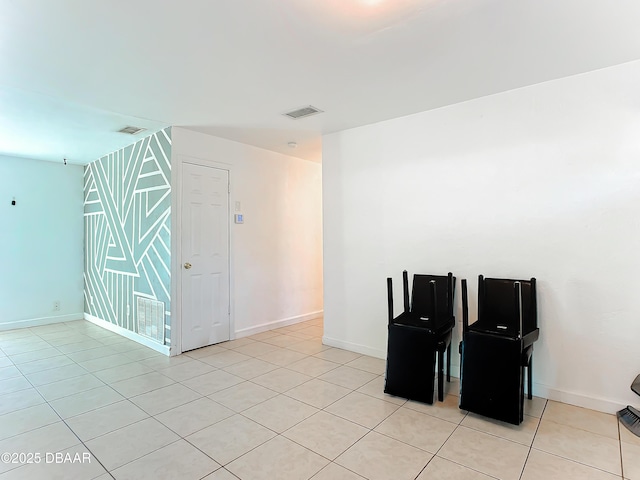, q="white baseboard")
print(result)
[234,311,324,339]
[321,338,625,415]
[84,313,170,356]
[0,314,83,331]
[533,383,625,414]
[445,369,623,413]
[322,335,387,359]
